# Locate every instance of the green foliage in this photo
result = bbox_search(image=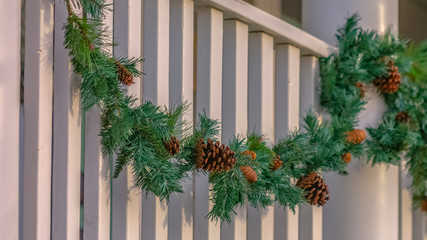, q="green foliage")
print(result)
[64,0,427,219]
[367,38,427,207]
